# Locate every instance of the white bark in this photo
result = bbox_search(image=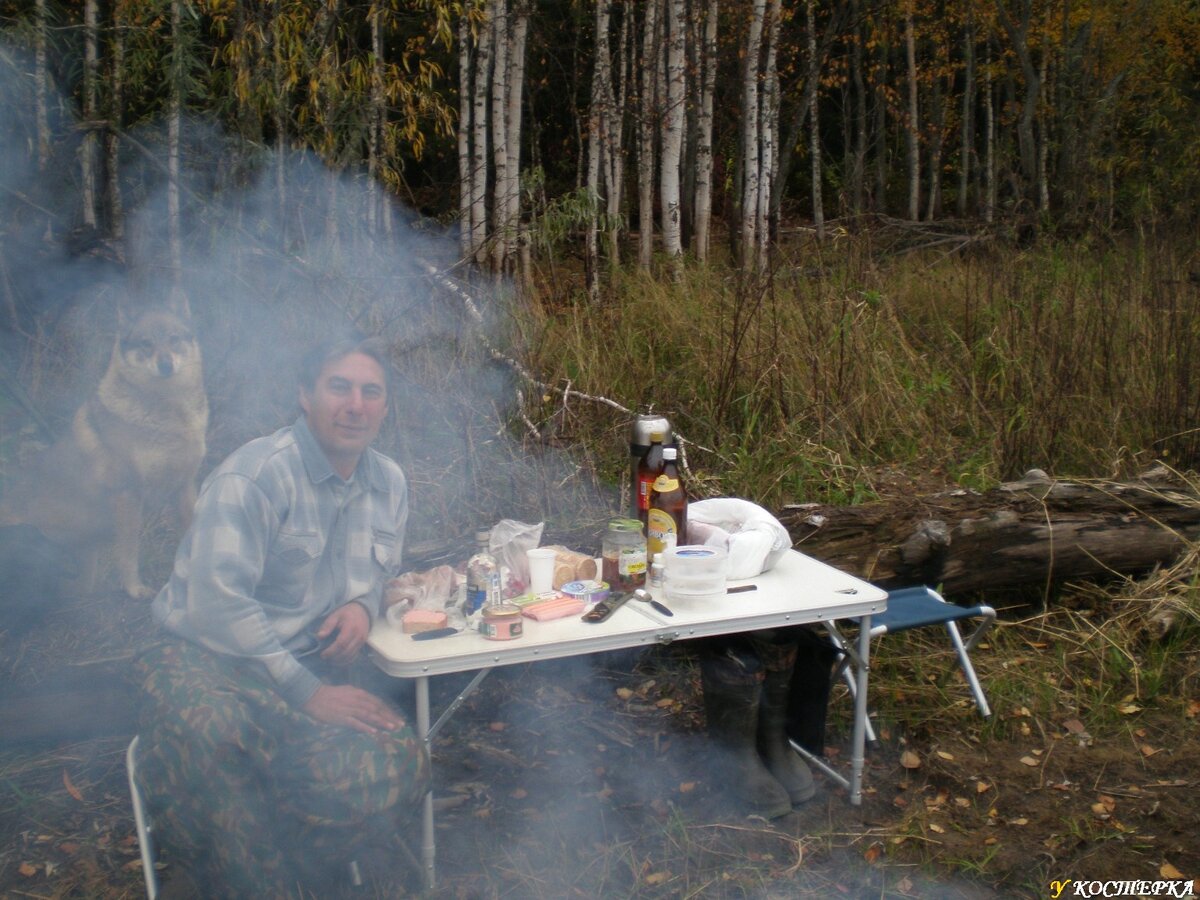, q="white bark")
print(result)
[504,0,529,272]
[168,0,183,279]
[471,1,493,264]
[693,0,718,261]
[806,0,822,241]
[739,0,766,267]
[34,0,50,174]
[81,0,99,228]
[586,0,610,299]
[757,0,781,264]
[457,8,474,258]
[636,0,660,269]
[604,7,629,263]
[660,0,685,261]
[489,0,510,270]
